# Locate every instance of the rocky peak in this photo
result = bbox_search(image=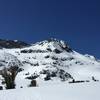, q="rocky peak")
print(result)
[34,38,73,52]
